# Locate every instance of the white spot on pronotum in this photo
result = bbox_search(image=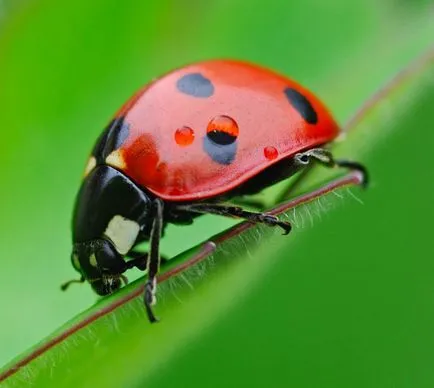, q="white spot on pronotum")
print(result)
[83,156,97,177]
[106,150,126,170]
[104,215,140,255]
[89,253,98,268]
